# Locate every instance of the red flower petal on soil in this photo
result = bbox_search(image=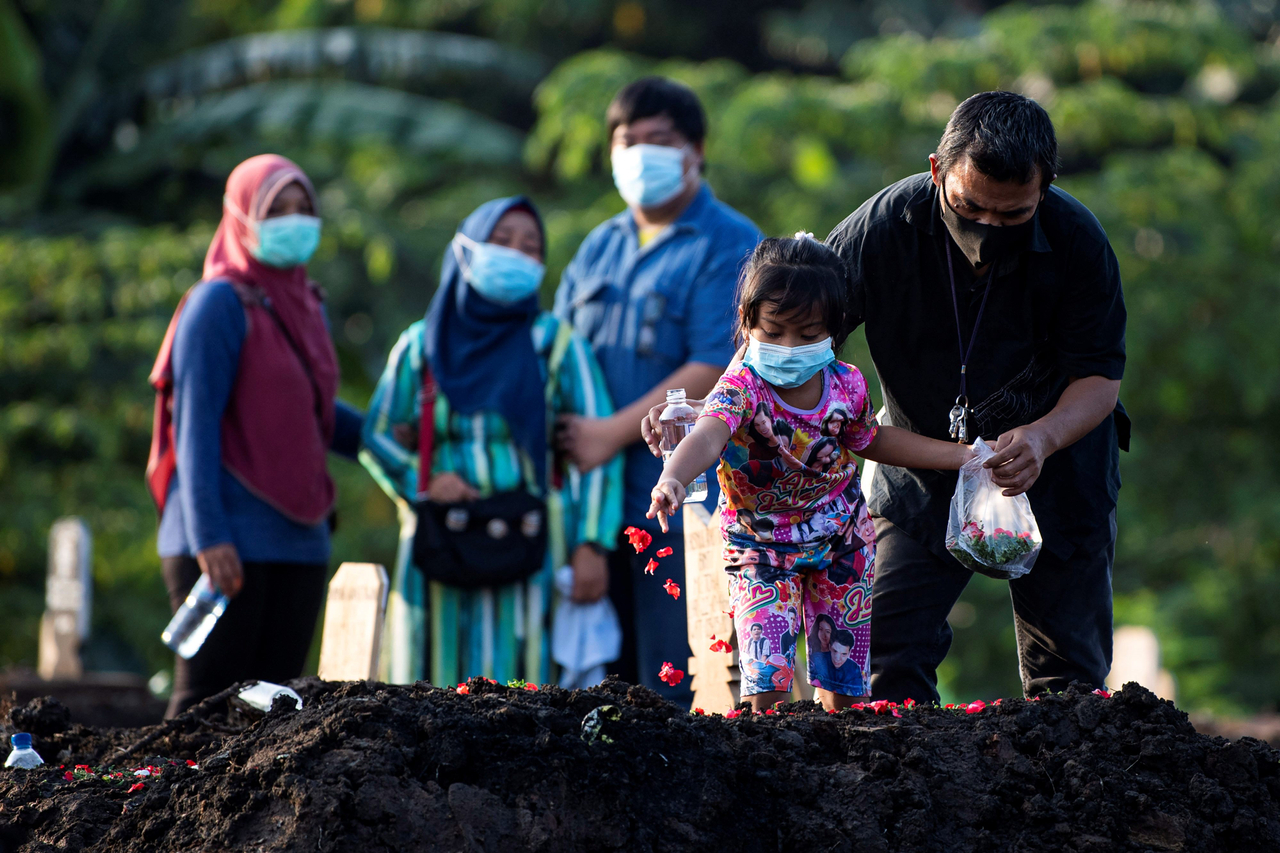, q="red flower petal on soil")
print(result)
[965,700,987,714]
[624,526,653,554]
[869,700,891,714]
[644,559,658,575]
[892,709,902,717]
[764,708,776,715]
[692,708,705,715]
[663,579,681,600]
[1092,688,1111,698]
[656,547,673,558]
[64,771,73,781]
[904,698,916,709]
[993,698,1003,706]
[186,760,197,766]
[456,683,470,695]
[725,709,744,719]
[128,782,144,793]
[657,662,685,686]
[524,683,538,691]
